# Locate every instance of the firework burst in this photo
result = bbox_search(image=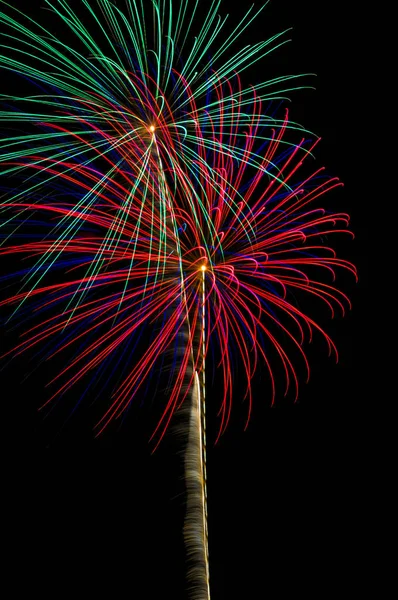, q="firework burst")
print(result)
[0,1,356,598]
